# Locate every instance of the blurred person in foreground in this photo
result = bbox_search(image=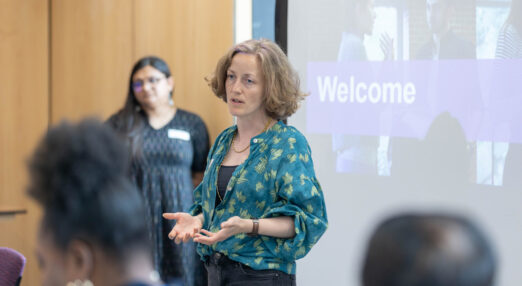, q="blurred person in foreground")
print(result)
[362,213,496,286]
[27,119,166,286]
